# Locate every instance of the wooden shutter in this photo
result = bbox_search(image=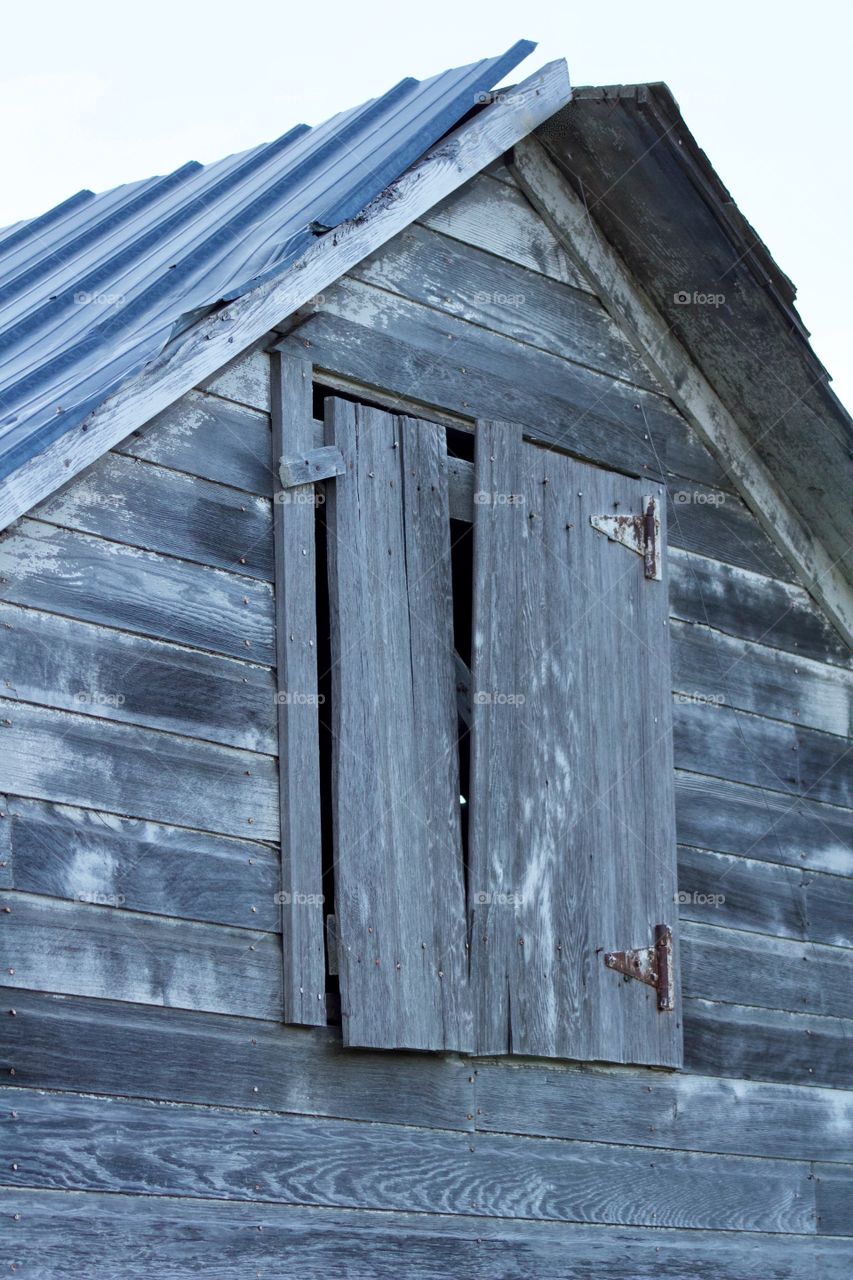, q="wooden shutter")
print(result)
[468,421,681,1066]
[271,353,326,1025]
[324,398,473,1051]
